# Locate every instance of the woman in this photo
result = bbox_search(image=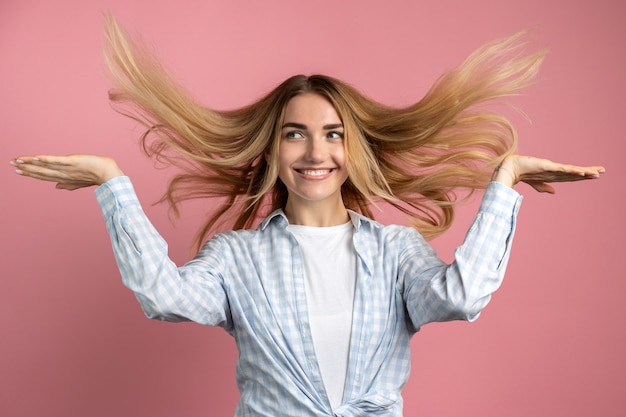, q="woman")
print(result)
[9,16,604,417]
